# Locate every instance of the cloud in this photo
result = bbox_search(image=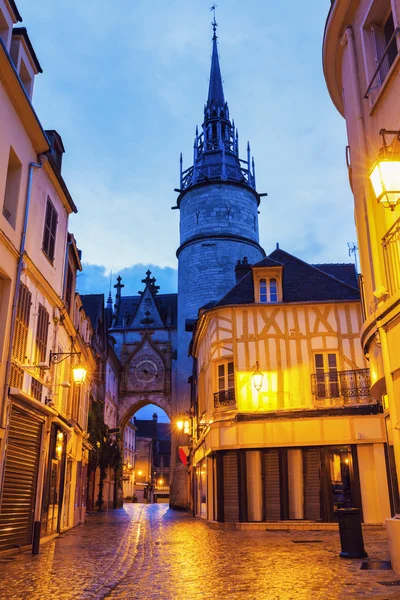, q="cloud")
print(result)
[76,263,177,297]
